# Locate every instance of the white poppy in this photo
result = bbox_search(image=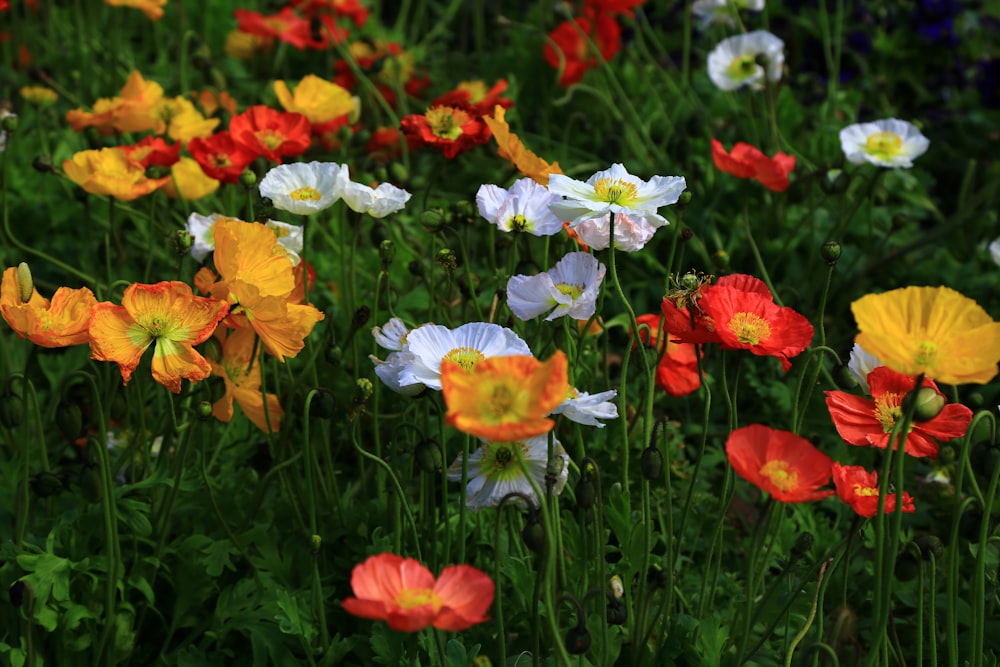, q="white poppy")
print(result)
[838,118,930,168]
[707,30,784,91]
[336,164,411,217]
[259,161,344,215]
[573,212,658,252]
[476,177,565,236]
[506,252,606,321]
[264,219,304,266]
[552,388,619,427]
[547,163,686,229]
